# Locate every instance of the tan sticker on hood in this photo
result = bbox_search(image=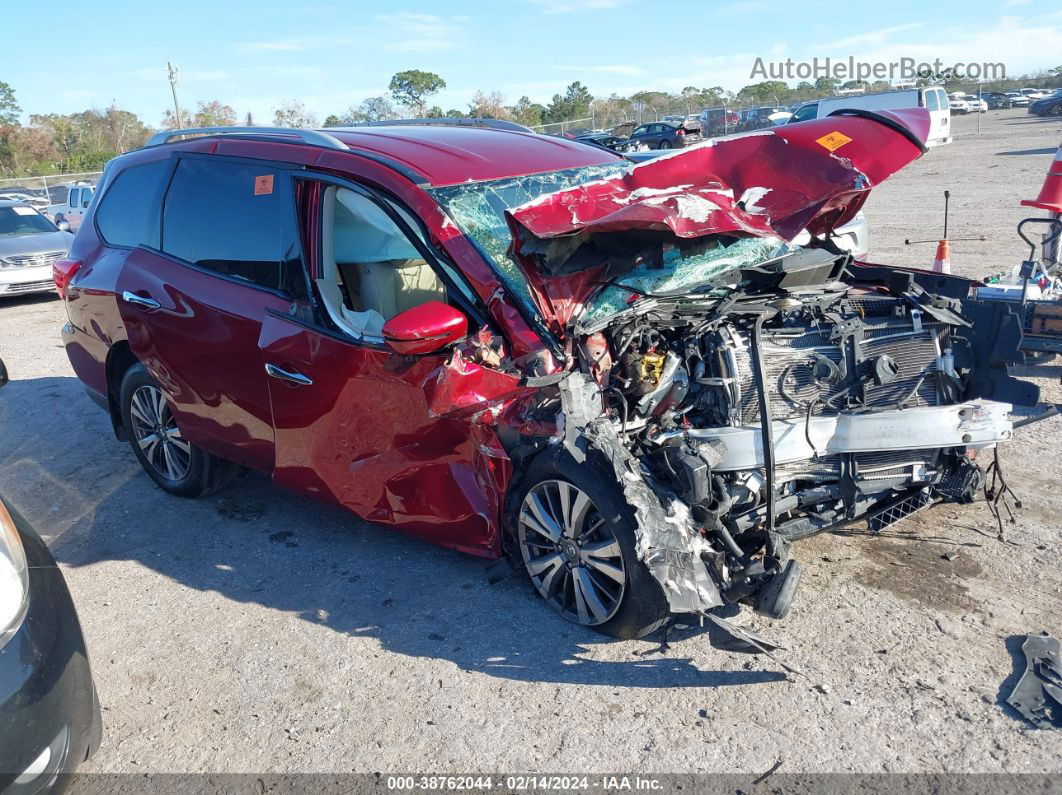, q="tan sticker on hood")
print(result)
[815,131,853,152]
